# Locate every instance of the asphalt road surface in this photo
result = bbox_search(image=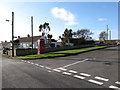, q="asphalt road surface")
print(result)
[1,46,120,89]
